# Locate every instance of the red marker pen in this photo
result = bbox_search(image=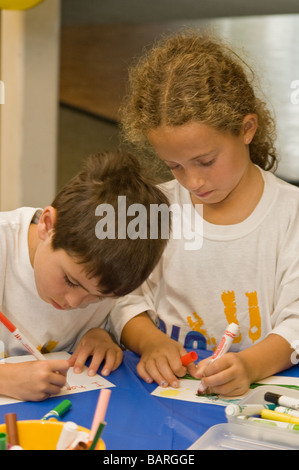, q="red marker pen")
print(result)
[0,311,45,360]
[198,323,239,394]
[0,310,71,389]
[180,351,198,366]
